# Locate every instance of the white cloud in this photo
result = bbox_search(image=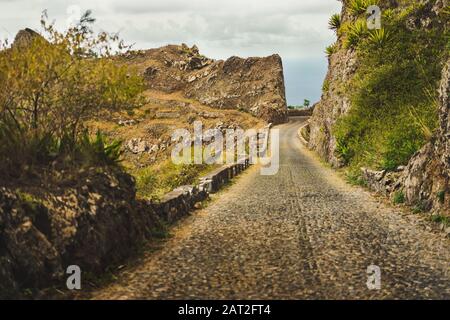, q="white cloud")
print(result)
[0,0,342,59]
